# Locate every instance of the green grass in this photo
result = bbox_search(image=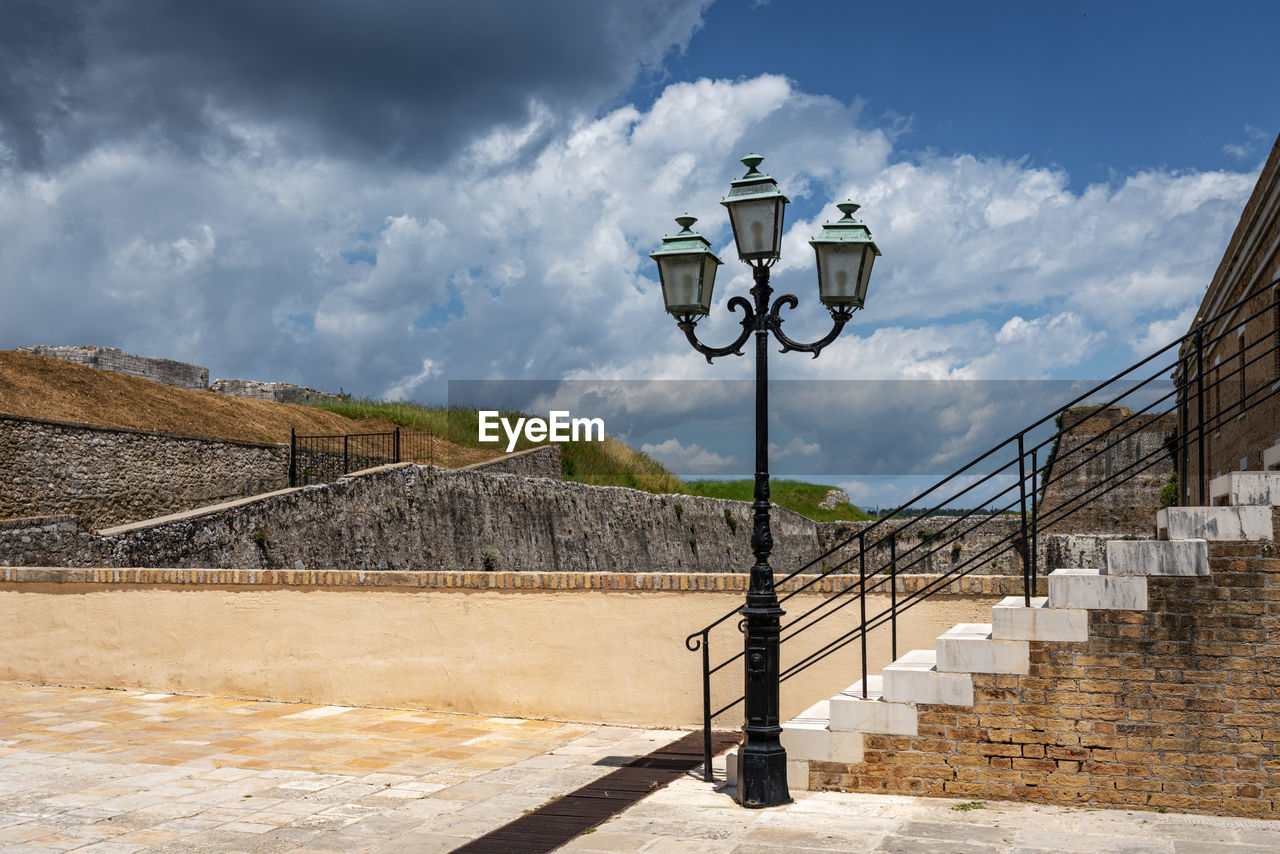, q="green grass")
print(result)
[305,398,871,519]
[680,479,874,523]
[306,398,682,493]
